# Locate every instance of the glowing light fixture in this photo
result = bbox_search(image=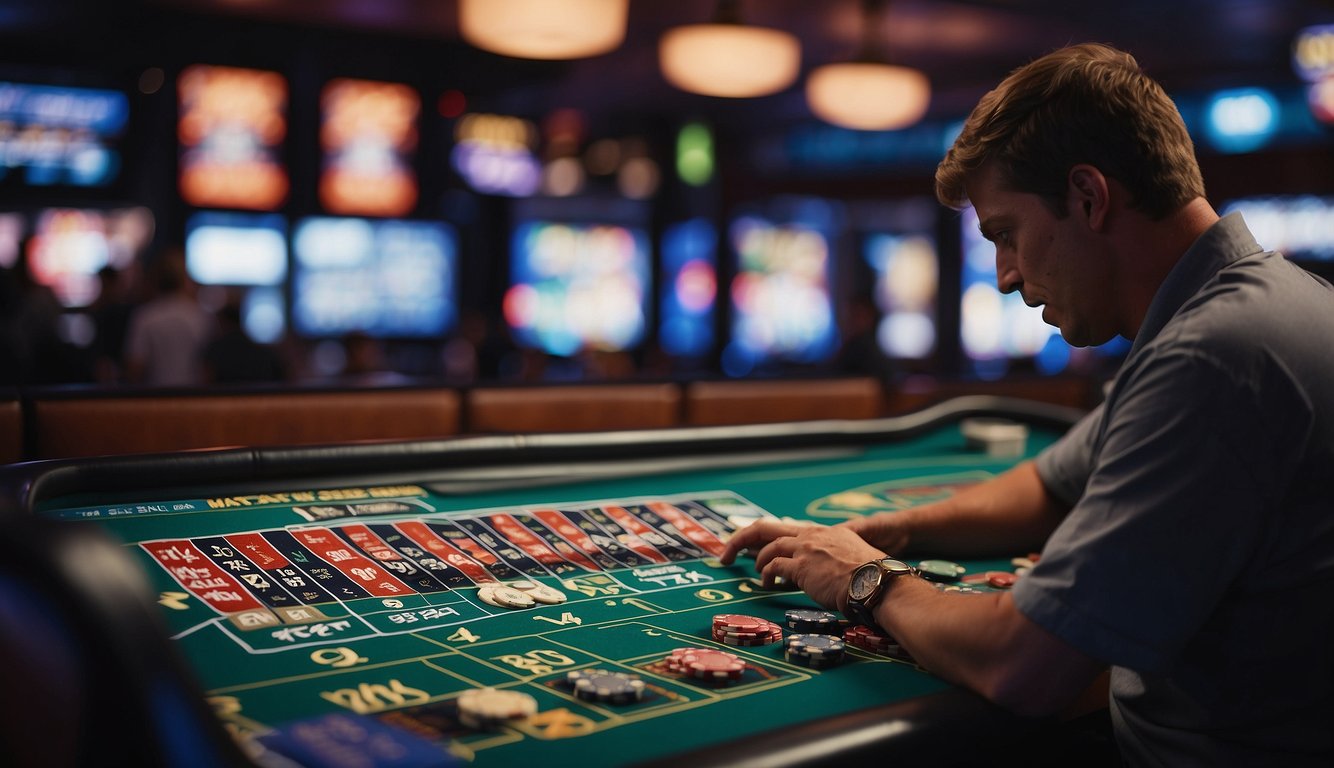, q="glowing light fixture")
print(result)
[459,0,628,60]
[805,0,929,130]
[660,1,801,98]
